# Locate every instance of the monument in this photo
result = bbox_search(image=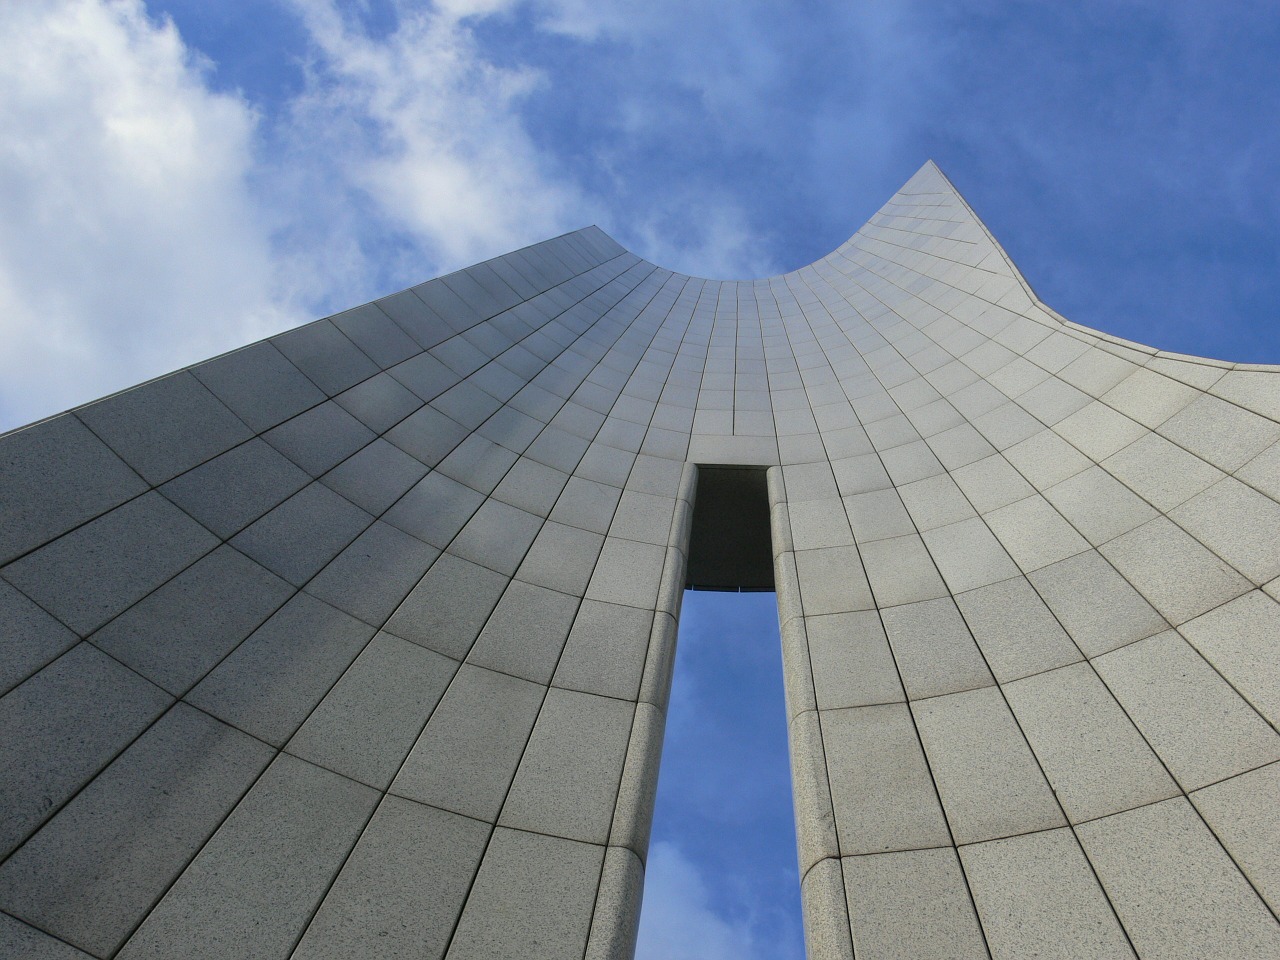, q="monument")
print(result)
[1,161,1278,959]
